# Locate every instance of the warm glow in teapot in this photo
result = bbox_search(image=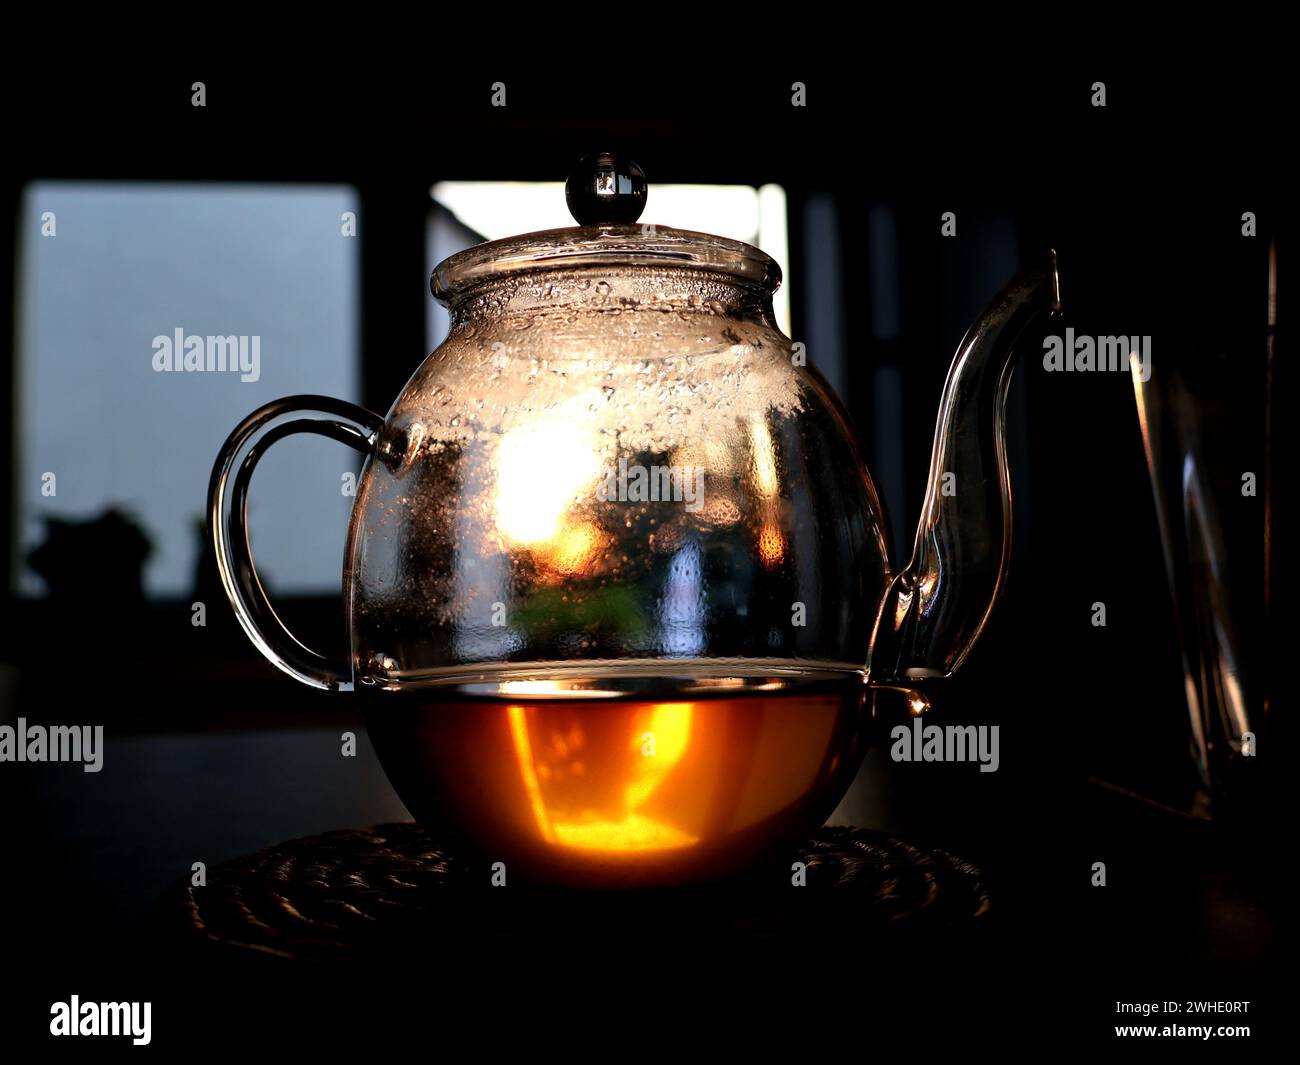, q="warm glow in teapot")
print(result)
[210,154,1060,885]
